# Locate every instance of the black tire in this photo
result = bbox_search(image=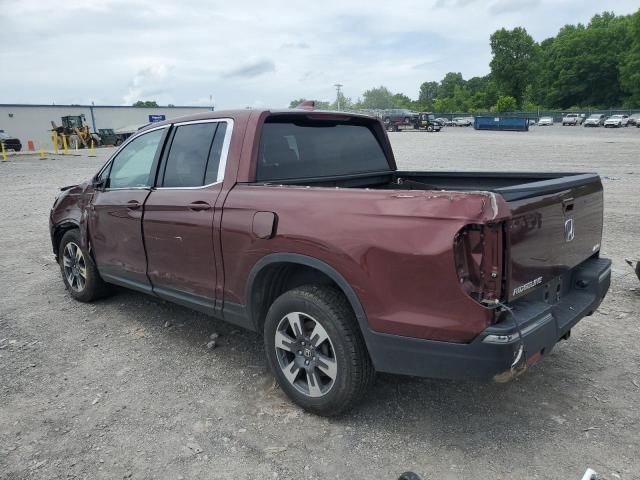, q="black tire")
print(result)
[58,229,109,302]
[426,125,434,132]
[398,473,423,480]
[264,285,375,416]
